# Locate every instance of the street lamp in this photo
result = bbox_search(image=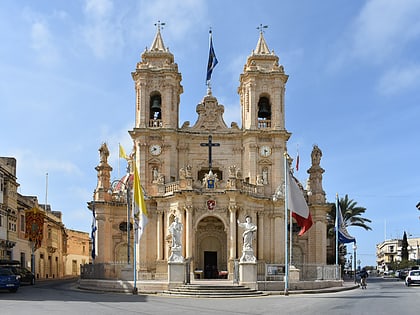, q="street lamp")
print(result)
[110,175,132,264]
[353,243,358,284]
